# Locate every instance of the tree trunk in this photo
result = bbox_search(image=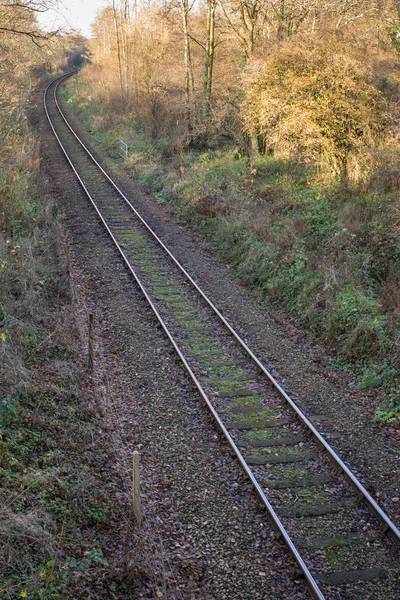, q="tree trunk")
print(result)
[204,0,217,114]
[121,0,130,98]
[339,153,349,188]
[257,133,267,155]
[112,0,124,102]
[180,0,195,130]
[278,0,285,39]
